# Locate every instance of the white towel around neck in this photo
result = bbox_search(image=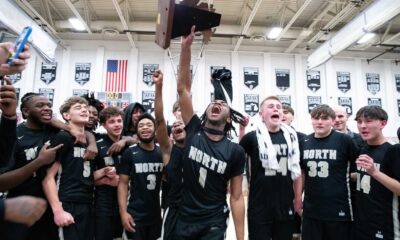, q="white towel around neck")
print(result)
[247,115,301,180]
